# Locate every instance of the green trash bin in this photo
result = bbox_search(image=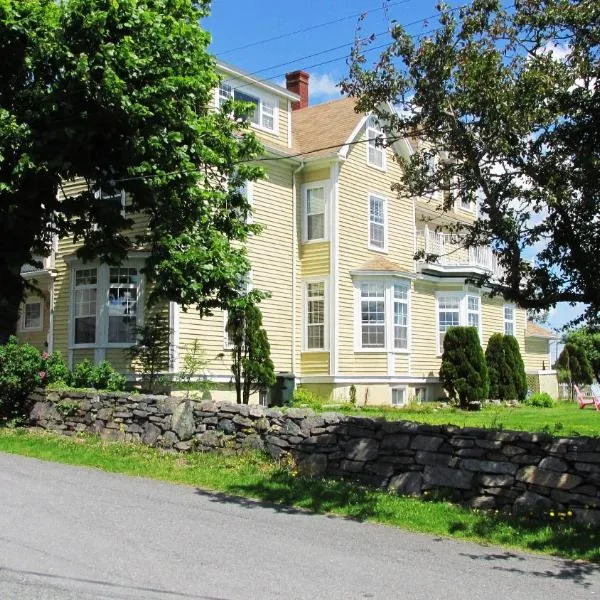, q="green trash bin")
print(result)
[270,372,295,406]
